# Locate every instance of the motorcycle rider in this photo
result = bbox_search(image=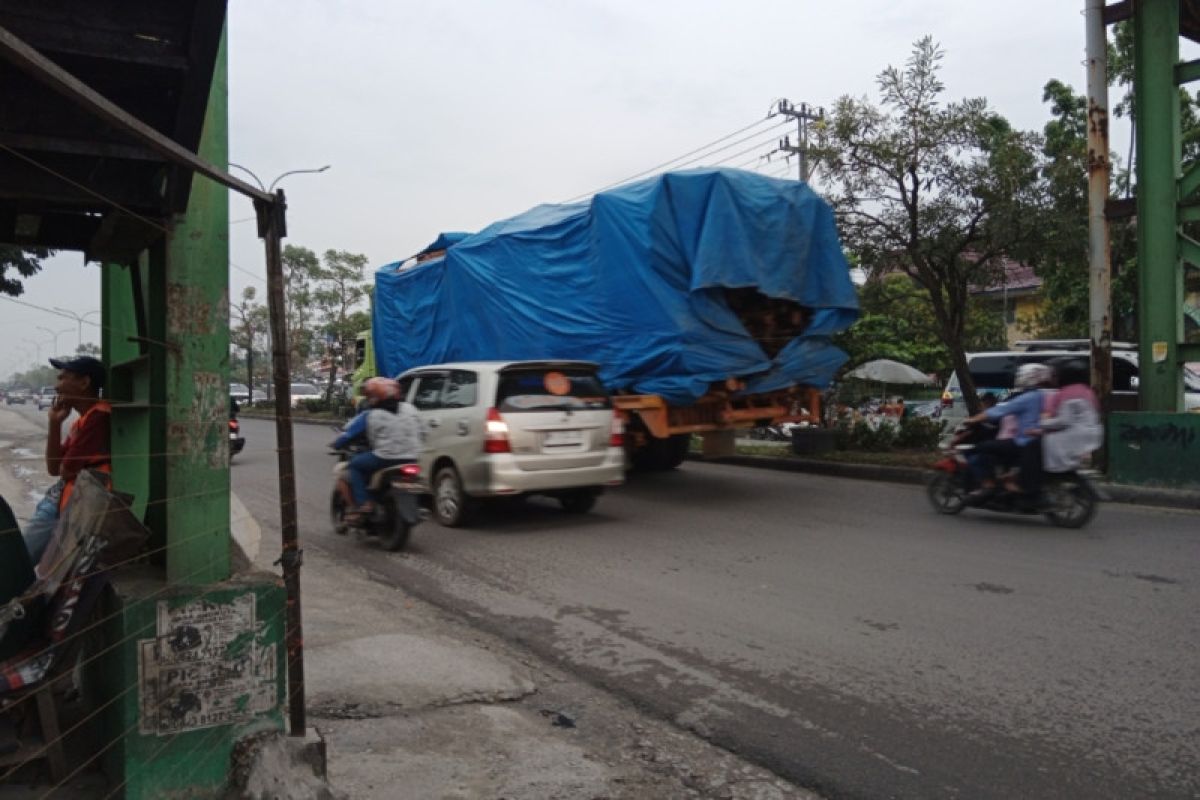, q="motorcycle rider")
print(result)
[332,377,423,524]
[964,363,1053,501]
